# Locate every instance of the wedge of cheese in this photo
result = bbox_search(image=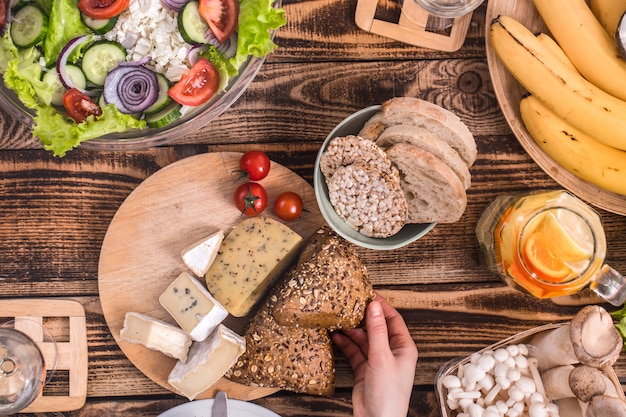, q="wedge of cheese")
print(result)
[167,324,245,400]
[205,217,303,317]
[159,271,228,342]
[181,230,224,277]
[120,312,192,363]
